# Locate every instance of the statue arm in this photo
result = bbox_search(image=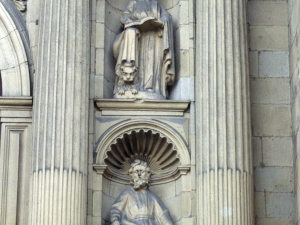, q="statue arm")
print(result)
[120,1,134,25]
[157,210,174,225]
[110,191,129,224]
[153,196,174,225]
